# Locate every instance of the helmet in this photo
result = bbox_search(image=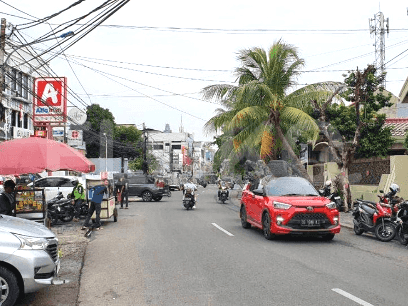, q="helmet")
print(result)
[71,179,79,186]
[325,180,332,187]
[390,183,400,193]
